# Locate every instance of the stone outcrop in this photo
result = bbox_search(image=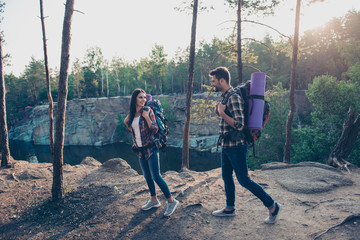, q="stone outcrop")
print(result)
[10,97,130,146]
[9,94,220,148]
[9,91,311,149]
[261,162,354,193]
